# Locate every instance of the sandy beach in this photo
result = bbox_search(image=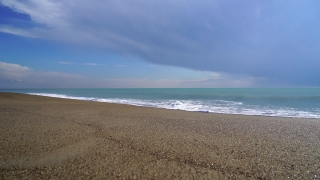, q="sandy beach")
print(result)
[0,92,319,179]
